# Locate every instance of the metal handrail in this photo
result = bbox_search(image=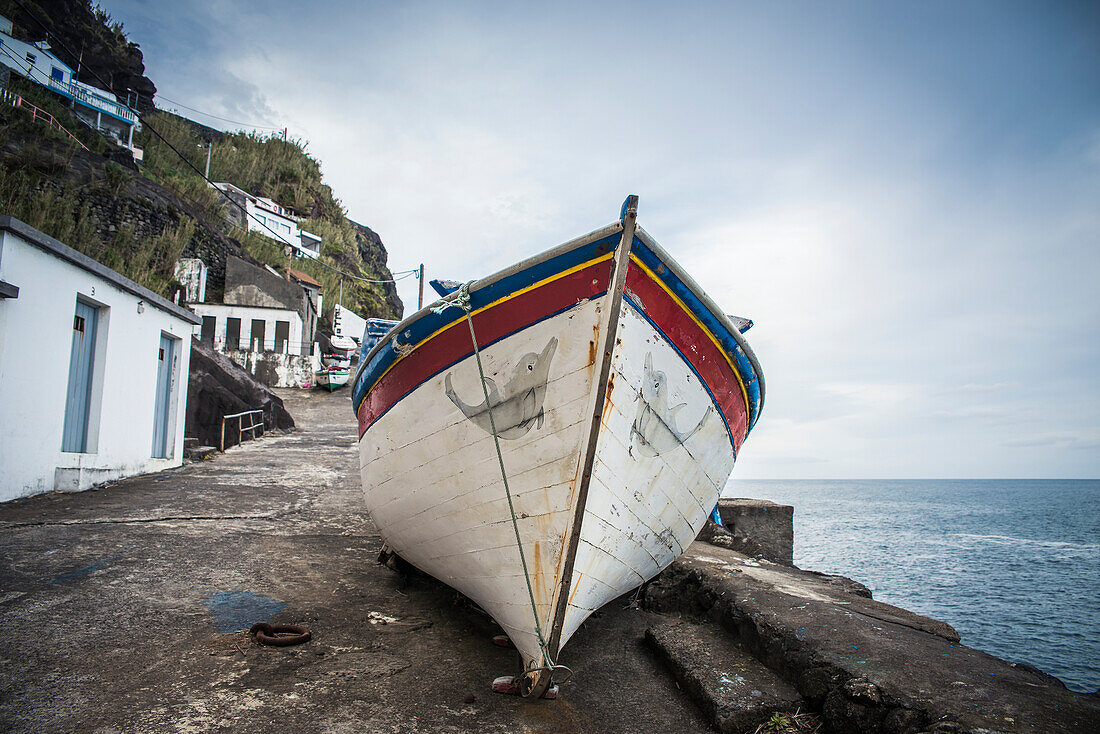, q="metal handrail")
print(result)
[220,409,265,451]
[45,77,137,123]
[0,89,89,150]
